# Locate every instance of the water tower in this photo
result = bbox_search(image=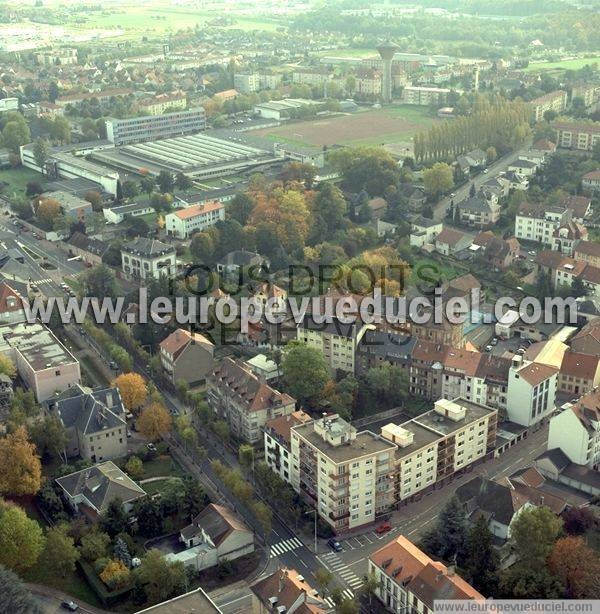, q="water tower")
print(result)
[376,41,399,104]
